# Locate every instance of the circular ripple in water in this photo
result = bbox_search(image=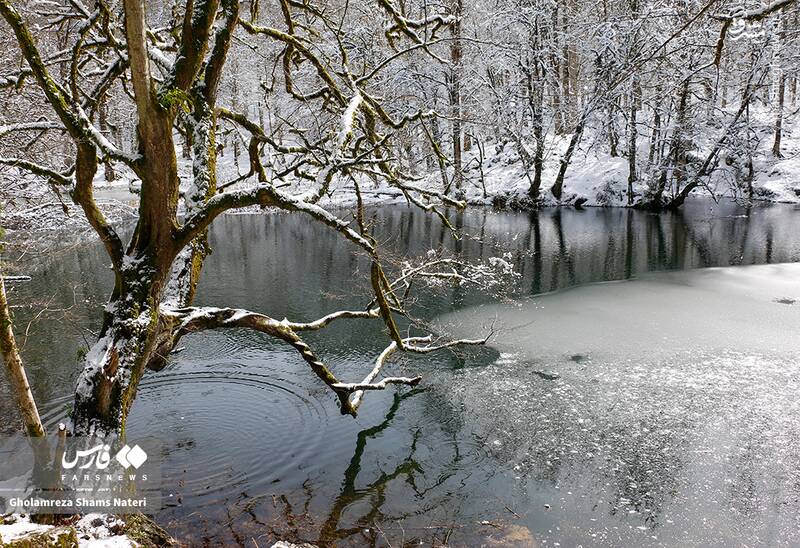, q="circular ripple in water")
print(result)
[125,369,331,508]
[39,393,74,429]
